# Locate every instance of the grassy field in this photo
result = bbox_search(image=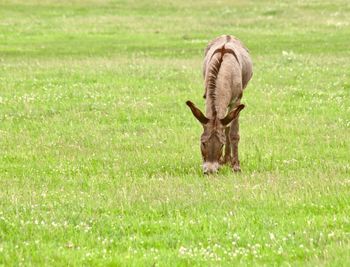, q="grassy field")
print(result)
[0,0,349,265]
